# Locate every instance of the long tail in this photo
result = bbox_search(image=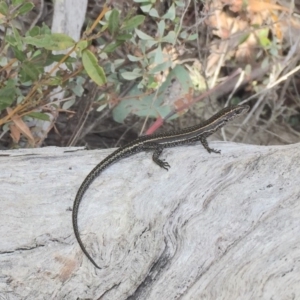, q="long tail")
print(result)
[72,169,103,269]
[72,145,136,269]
